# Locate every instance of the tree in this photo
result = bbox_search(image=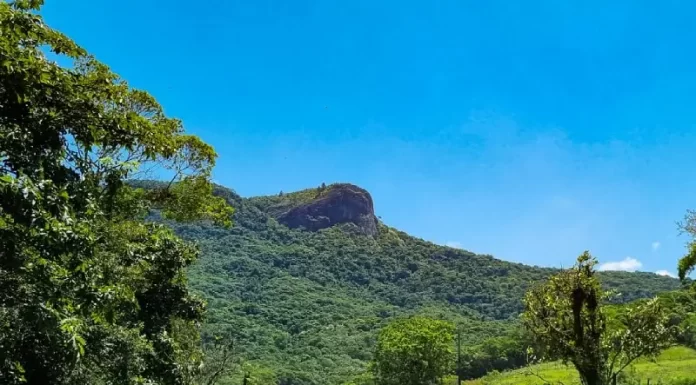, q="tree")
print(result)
[677,210,696,281]
[372,317,454,385]
[196,336,237,385]
[0,1,232,384]
[457,332,530,379]
[522,252,673,385]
